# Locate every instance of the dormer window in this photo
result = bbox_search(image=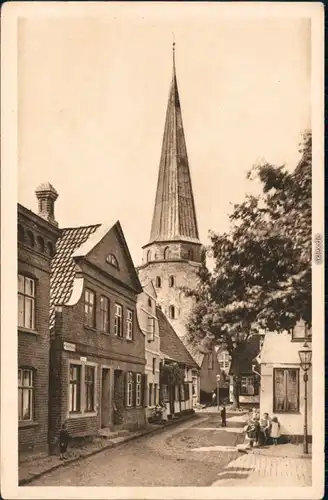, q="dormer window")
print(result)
[106,253,118,268]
